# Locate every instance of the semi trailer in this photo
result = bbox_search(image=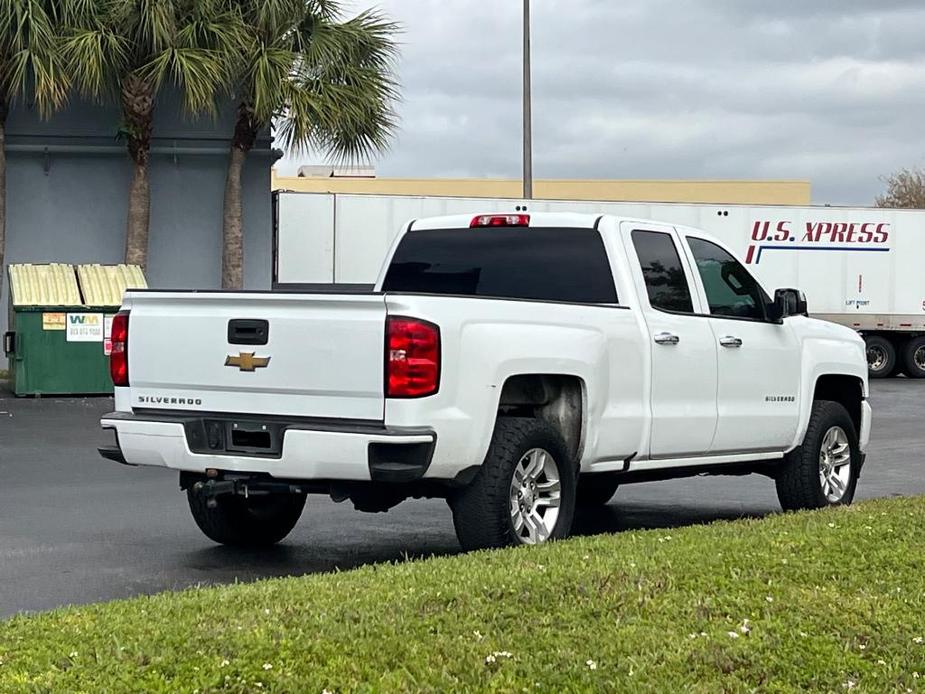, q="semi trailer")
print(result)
[273,191,925,377]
